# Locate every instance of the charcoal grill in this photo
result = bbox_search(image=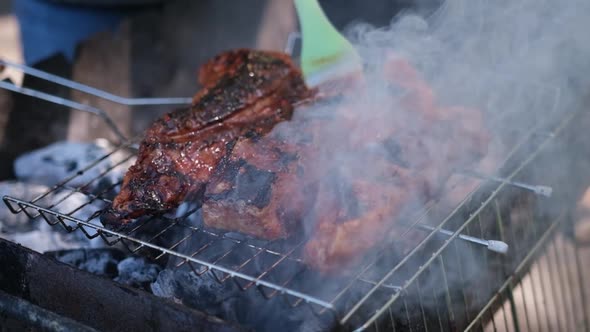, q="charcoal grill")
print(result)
[2,31,590,331]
